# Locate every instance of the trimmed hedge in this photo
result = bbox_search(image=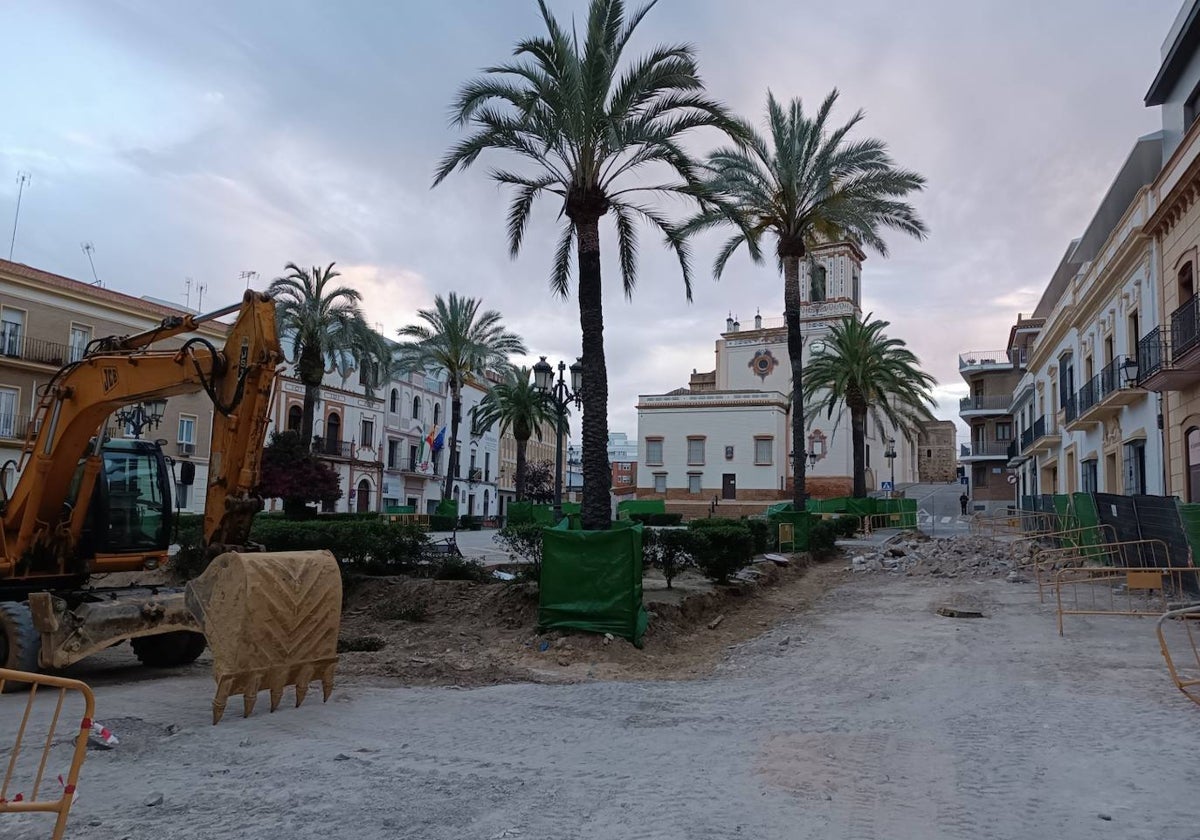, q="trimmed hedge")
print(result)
[691,525,753,584]
[628,512,684,526]
[643,528,698,588]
